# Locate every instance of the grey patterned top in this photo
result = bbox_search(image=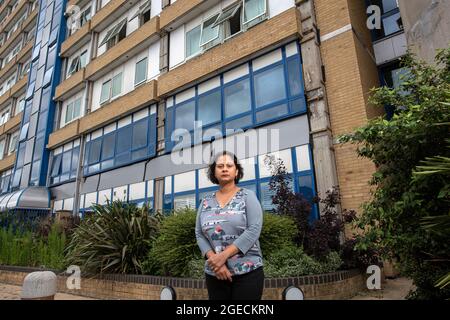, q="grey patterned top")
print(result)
[195,188,264,276]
